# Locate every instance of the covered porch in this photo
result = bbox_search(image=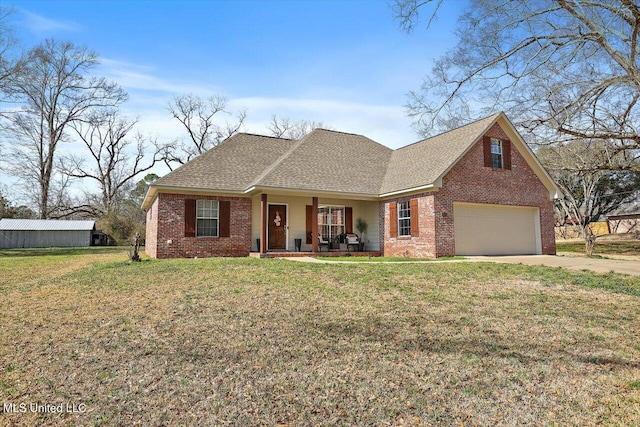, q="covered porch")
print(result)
[250,191,381,255]
[249,250,382,258]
